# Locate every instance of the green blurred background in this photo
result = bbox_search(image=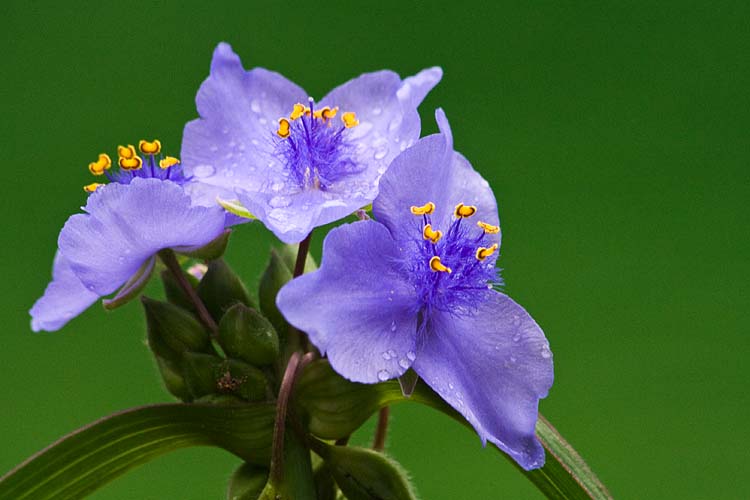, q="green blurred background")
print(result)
[3,1,748,498]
